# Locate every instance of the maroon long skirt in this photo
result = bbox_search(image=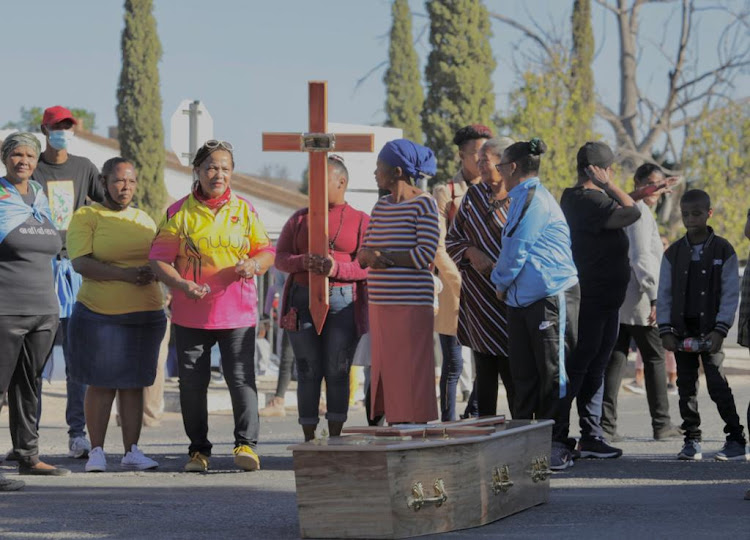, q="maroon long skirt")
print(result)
[369,304,438,423]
